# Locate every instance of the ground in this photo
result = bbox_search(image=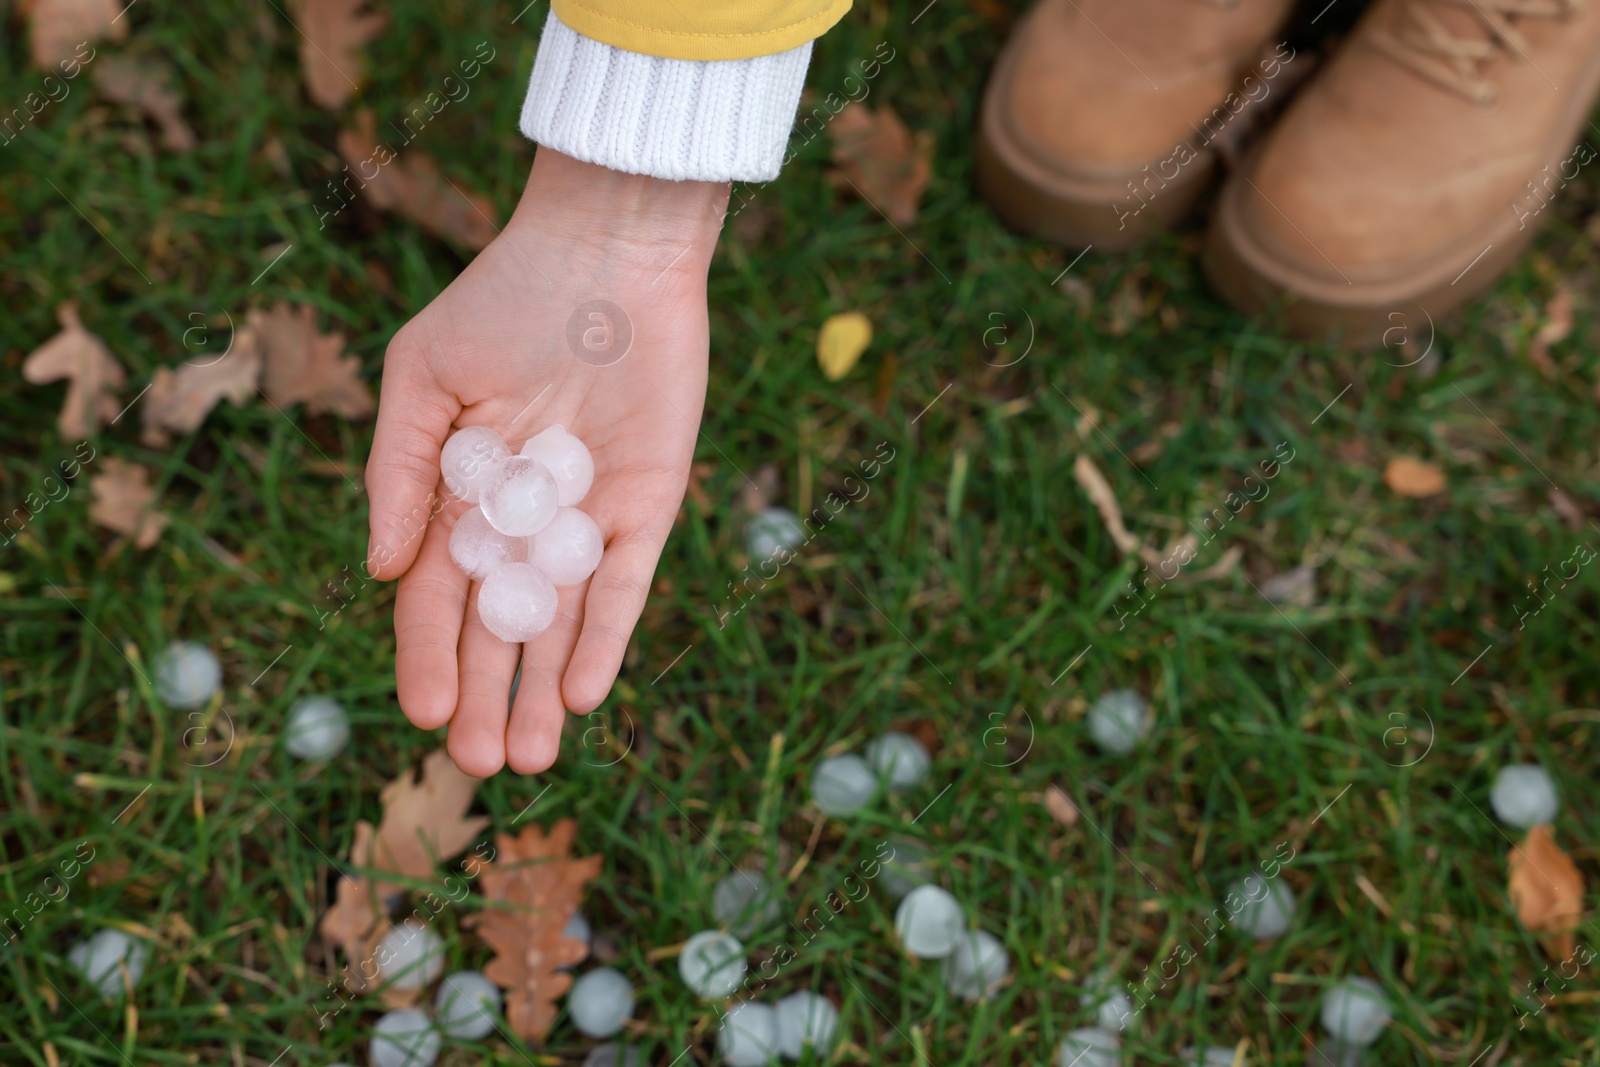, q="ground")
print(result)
[2,1,1598,1065]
